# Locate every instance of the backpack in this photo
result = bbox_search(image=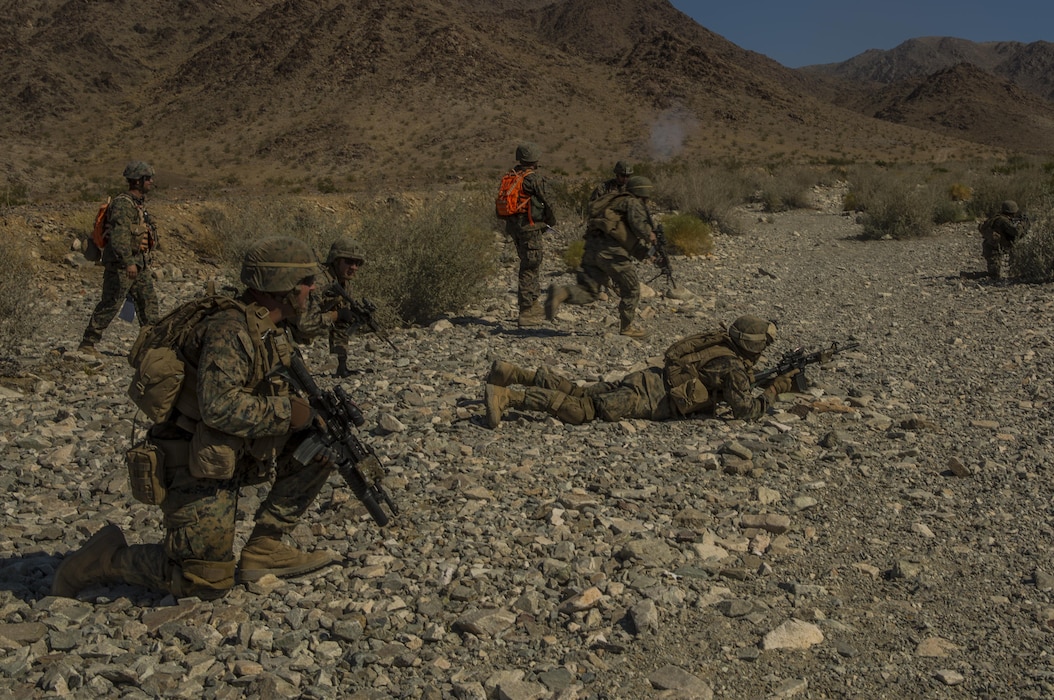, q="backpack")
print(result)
[663,331,737,415]
[587,192,646,257]
[495,168,534,223]
[84,197,113,262]
[127,296,250,423]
